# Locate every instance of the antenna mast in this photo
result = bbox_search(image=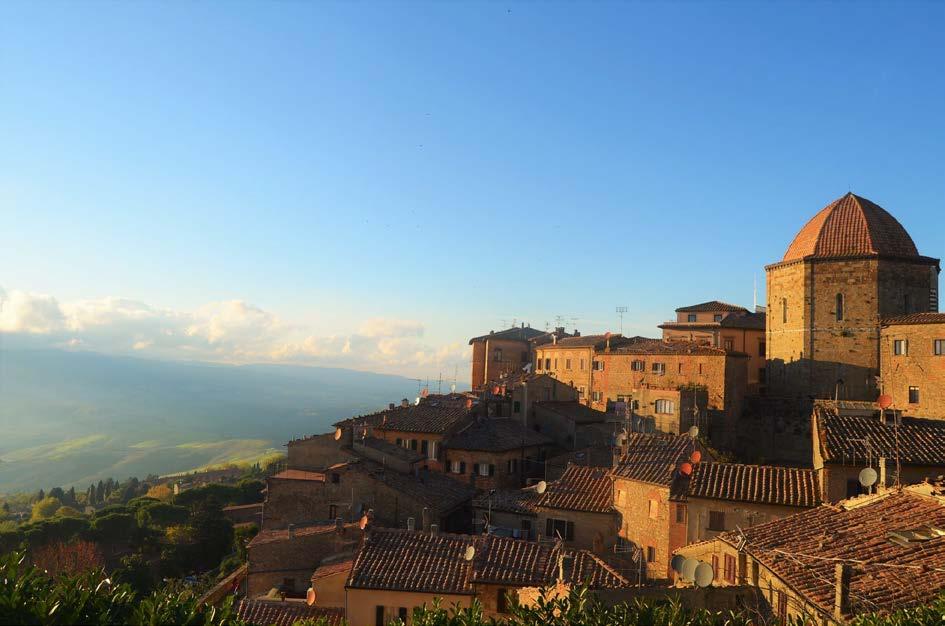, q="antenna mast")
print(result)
[616,306,628,335]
